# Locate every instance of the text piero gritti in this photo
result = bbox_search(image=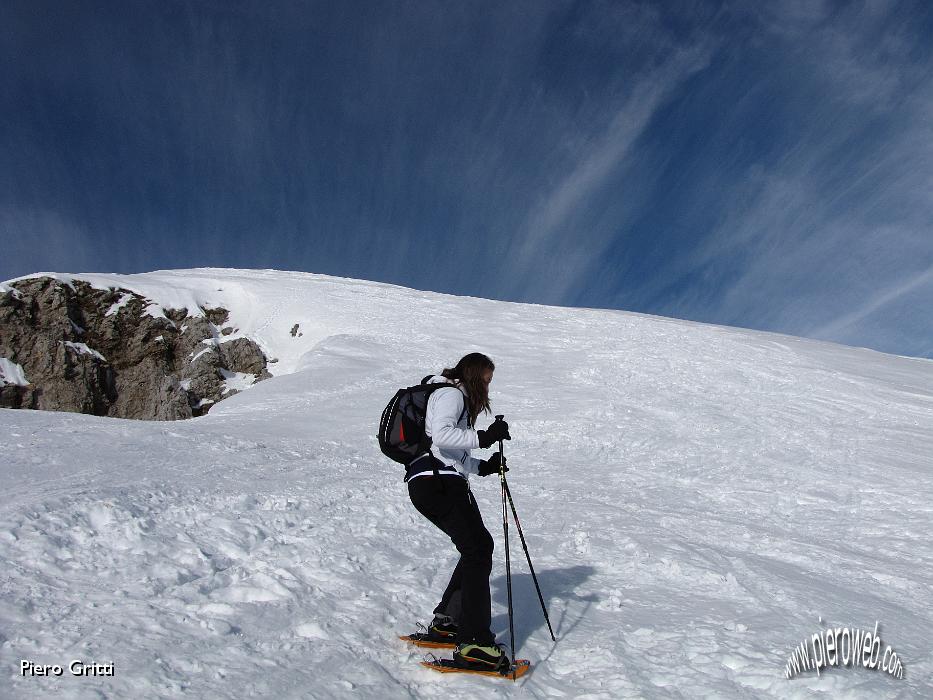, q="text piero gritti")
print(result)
[20,659,115,677]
